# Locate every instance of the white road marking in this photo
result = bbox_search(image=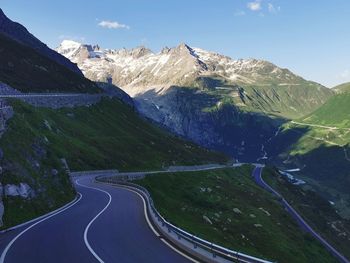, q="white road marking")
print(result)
[75,179,112,263]
[1,194,79,234]
[116,185,199,263]
[0,193,82,263]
